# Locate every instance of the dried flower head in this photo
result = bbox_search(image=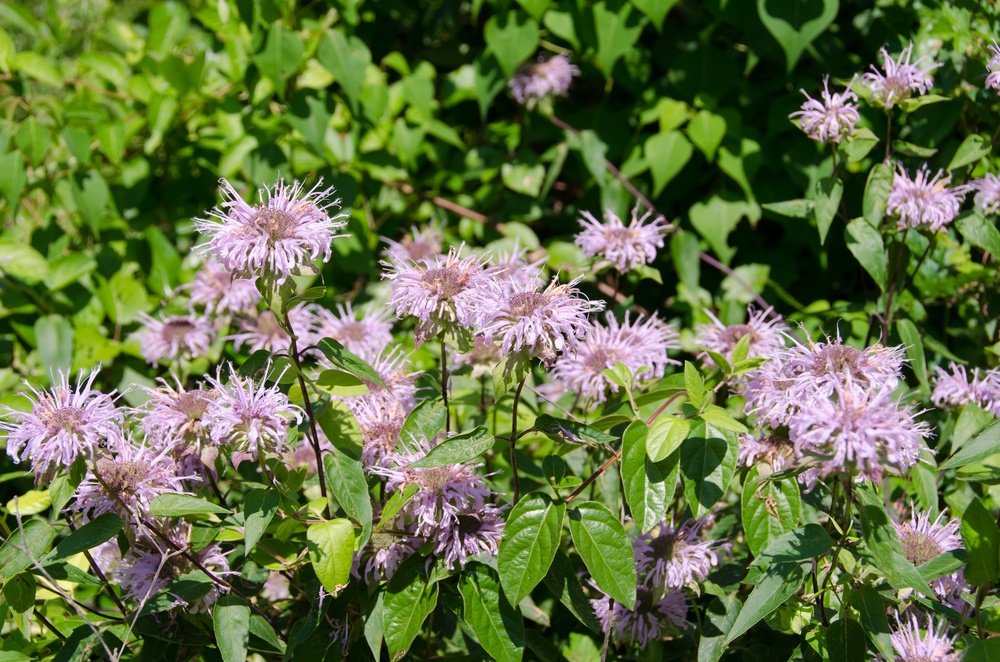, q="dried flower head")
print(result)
[862,43,938,109]
[480,276,605,366]
[971,173,1000,216]
[592,588,688,649]
[887,165,969,233]
[790,76,860,143]
[185,256,261,317]
[889,613,959,662]
[509,54,580,106]
[195,178,348,285]
[737,432,794,472]
[138,313,214,365]
[576,208,671,274]
[1,369,123,482]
